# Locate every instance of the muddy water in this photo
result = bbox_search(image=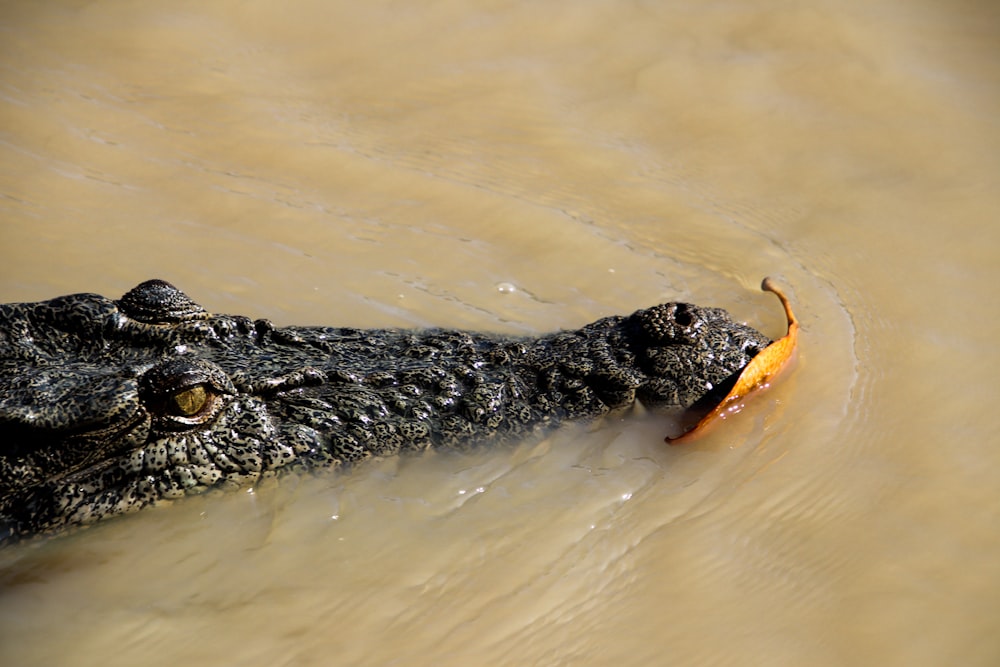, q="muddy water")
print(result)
[1,0,998,664]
